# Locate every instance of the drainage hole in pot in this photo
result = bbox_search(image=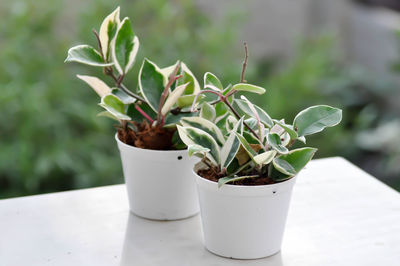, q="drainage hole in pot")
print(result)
[273,191,276,194]
[177,156,183,160]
